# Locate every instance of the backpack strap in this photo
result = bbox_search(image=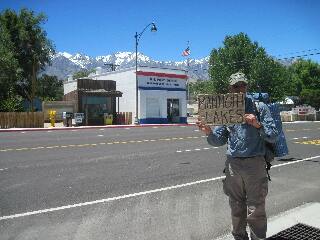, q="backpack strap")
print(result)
[266,162,272,181]
[253,101,261,121]
[253,101,272,181]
